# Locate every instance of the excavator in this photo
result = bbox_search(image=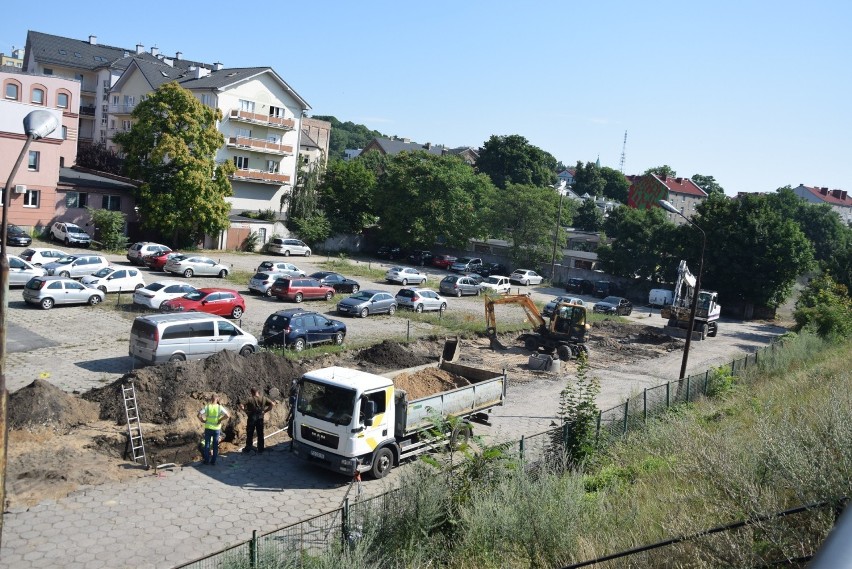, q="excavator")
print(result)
[660,260,721,339]
[484,294,590,360]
